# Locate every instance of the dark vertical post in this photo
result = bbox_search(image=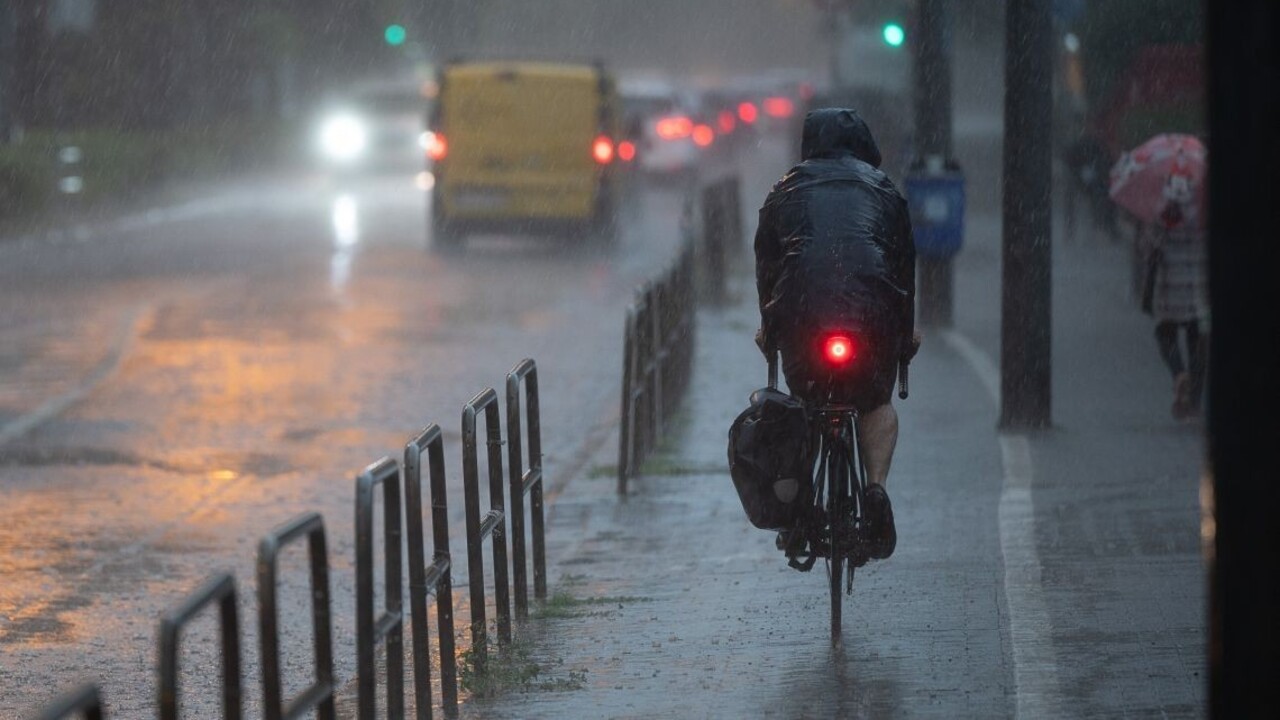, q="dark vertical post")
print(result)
[999,0,1053,430]
[701,184,727,305]
[1207,1,1280,717]
[617,309,636,494]
[0,2,14,141]
[914,0,956,327]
